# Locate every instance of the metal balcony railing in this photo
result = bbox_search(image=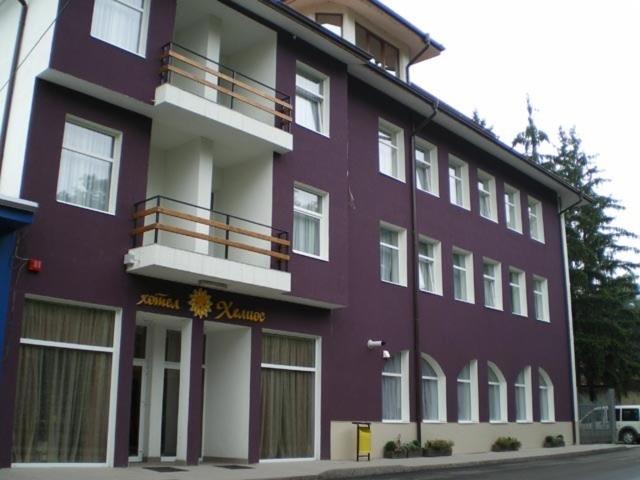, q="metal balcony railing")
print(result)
[160,42,293,132]
[131,196,290,271]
